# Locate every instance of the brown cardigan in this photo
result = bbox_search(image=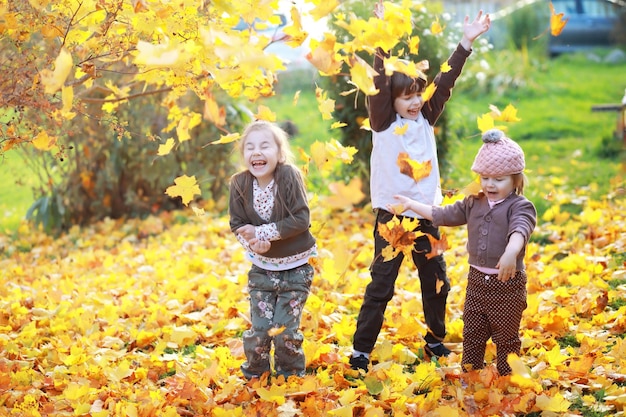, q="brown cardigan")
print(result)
[228,164,316,260]
[432,192,537,271]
